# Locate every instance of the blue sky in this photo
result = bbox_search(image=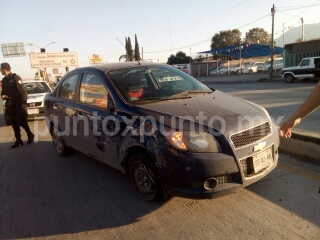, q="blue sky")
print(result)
[1,0,320,79]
